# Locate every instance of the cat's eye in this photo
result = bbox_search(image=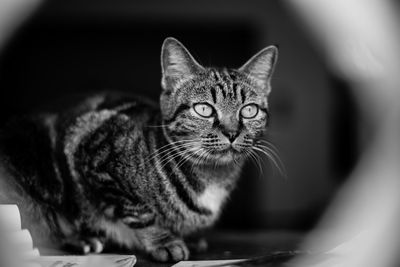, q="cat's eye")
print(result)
[240,104,259,119]
[193,103,214,118]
